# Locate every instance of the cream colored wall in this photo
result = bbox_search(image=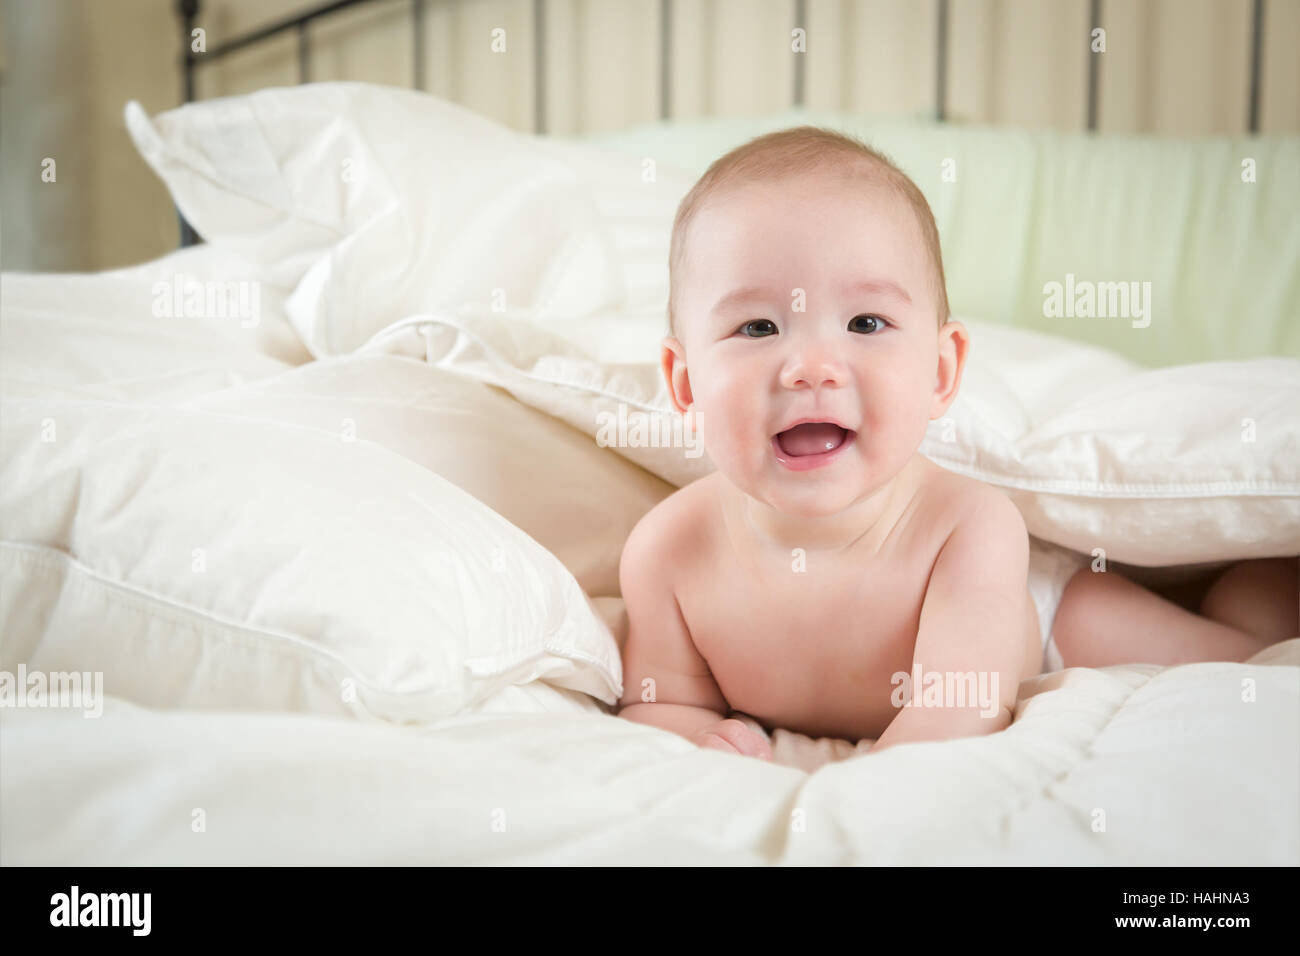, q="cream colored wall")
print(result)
[3,0,1297,273]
